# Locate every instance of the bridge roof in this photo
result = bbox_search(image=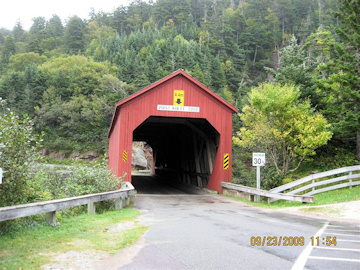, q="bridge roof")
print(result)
[108,69,238,137]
